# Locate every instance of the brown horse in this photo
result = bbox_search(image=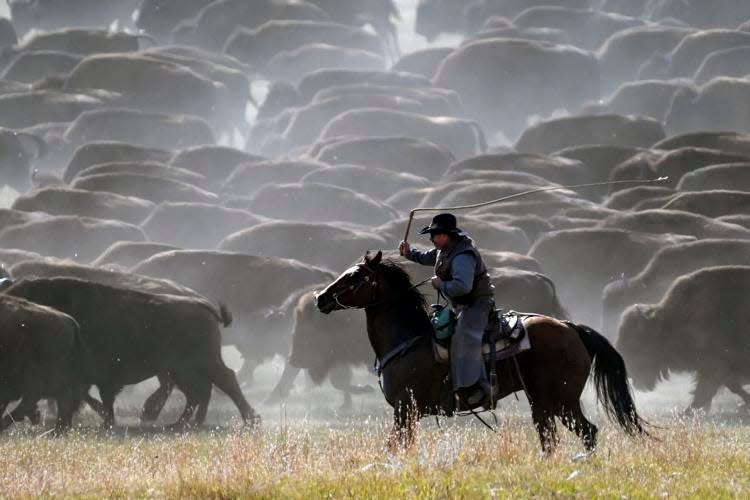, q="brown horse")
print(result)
[315,251,649,452]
